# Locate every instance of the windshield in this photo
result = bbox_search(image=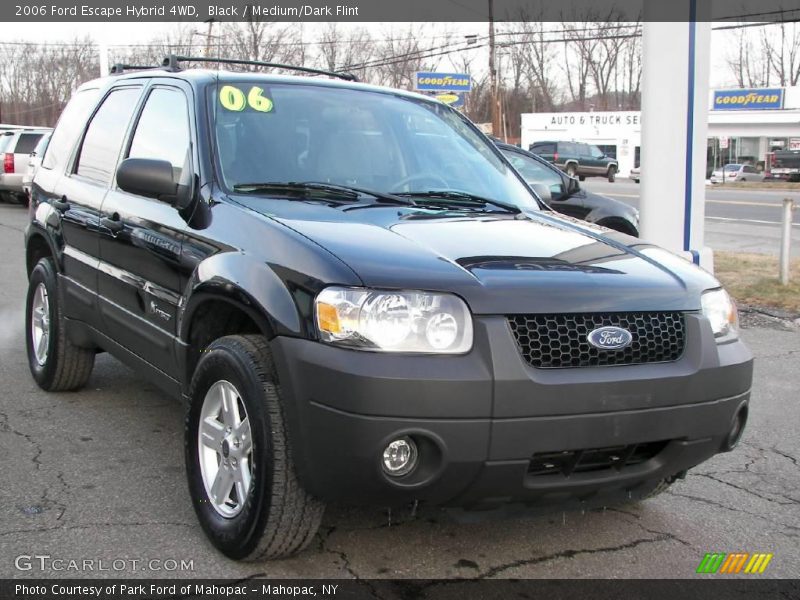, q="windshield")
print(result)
[210,81,539,210]
[723,164,742,172]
